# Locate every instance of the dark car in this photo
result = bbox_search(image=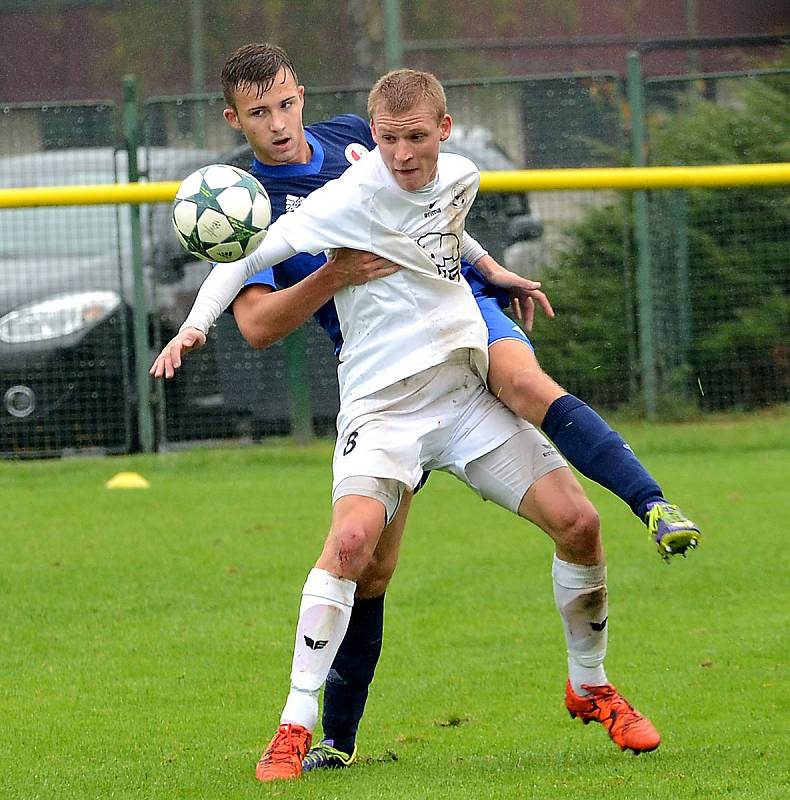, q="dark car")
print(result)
[0,146,226,456]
